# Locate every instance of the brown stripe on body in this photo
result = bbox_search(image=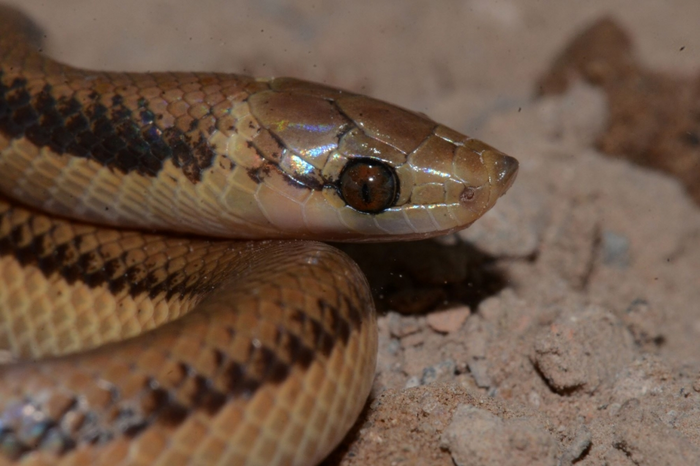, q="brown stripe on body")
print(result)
[0,222,367,458]
[0,71,260,184]
[0,7,377,463]
[0,199,363,360]
[0,10,271,185]
[0,318,350,459]
[0,198,368,458]
[0,194,232,301]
